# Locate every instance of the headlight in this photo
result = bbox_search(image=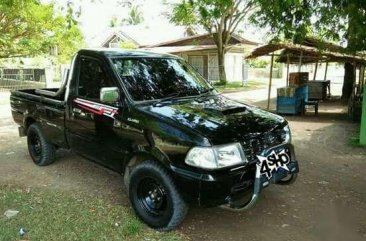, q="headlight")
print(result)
[282,124,292,143]
[185,143,247,169]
